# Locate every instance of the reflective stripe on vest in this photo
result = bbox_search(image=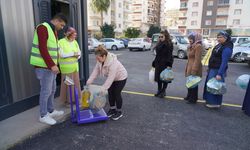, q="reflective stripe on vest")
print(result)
[30,22,58,67]
[58,38,80,74]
